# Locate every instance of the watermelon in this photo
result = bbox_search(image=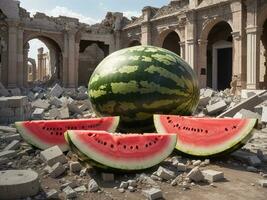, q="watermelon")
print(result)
[65,130,177,170]
[15,117,119,152]
[154,114,257,156]
[88,45,199,132]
